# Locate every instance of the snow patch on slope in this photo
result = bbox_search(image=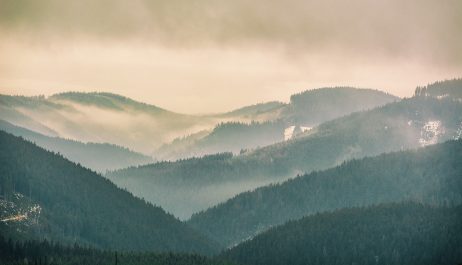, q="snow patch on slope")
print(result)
[454,122,462,140]
[284,125,312,140]
[284,126,296,140]
[419,120,445,147]
[436,94,449,99]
